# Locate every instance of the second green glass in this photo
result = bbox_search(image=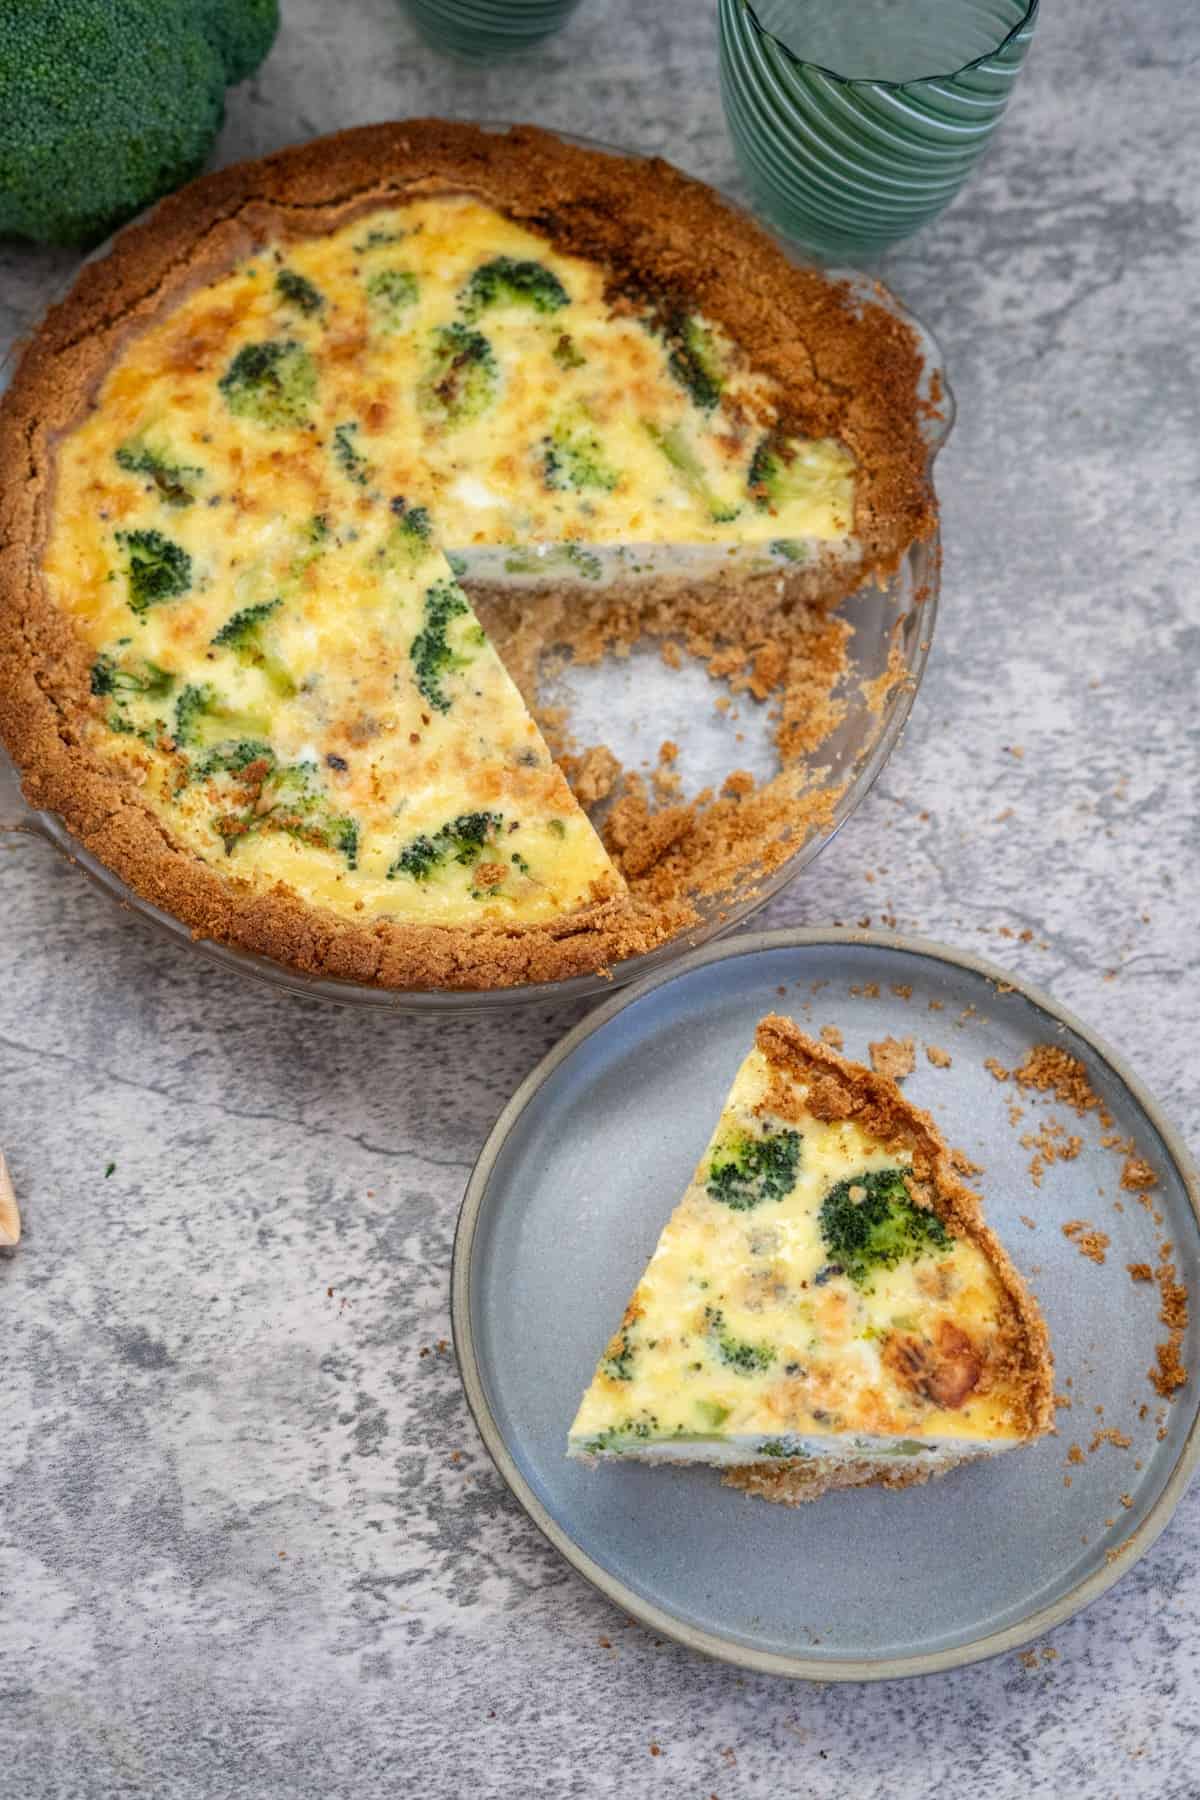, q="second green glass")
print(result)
[719,0,1039,261]
[404,0,585,61]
